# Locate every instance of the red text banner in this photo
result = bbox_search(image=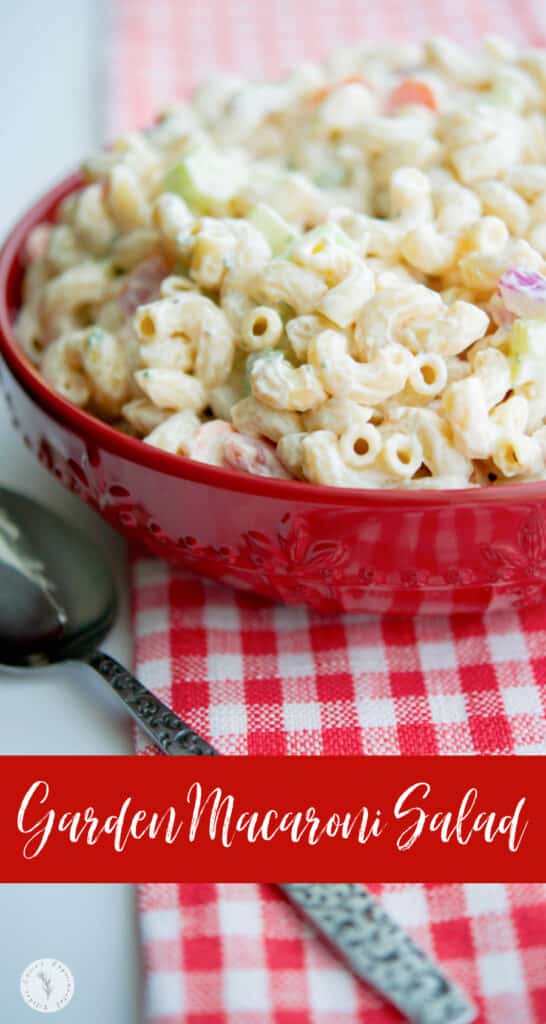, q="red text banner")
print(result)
[1,756,544,882]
